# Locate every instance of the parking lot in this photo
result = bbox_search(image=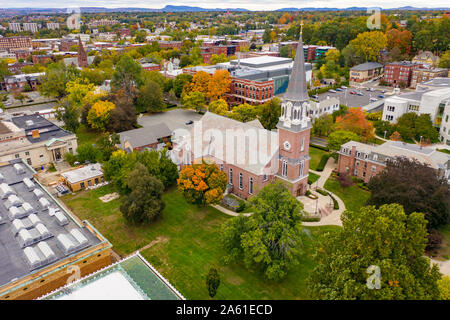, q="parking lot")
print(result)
[315,86,389,108]
[137,108,203,132]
